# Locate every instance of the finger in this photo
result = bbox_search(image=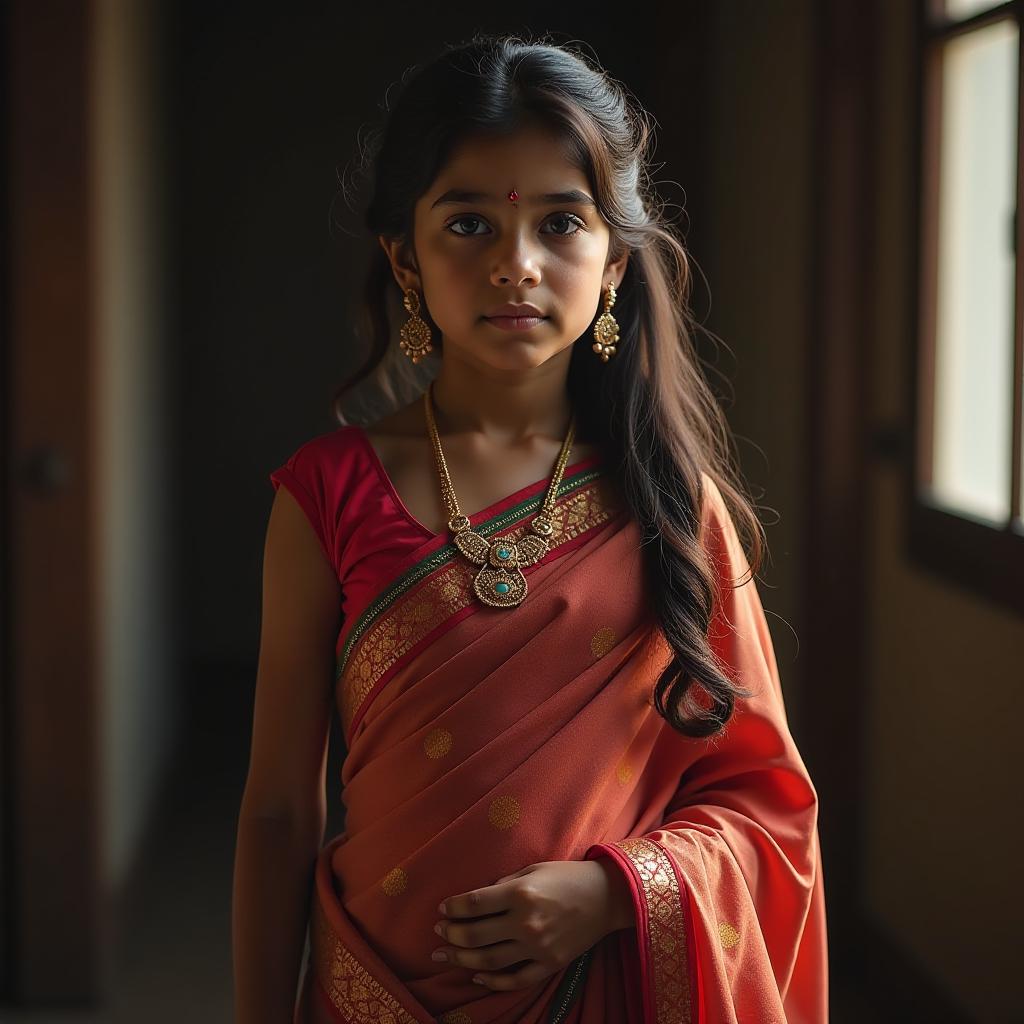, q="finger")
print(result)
[435,939,524,972]
[438,913,511,950]
[441,882,509,920]
[493,865,533,885]
[472,959,553,991]
[442,865,542,917]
